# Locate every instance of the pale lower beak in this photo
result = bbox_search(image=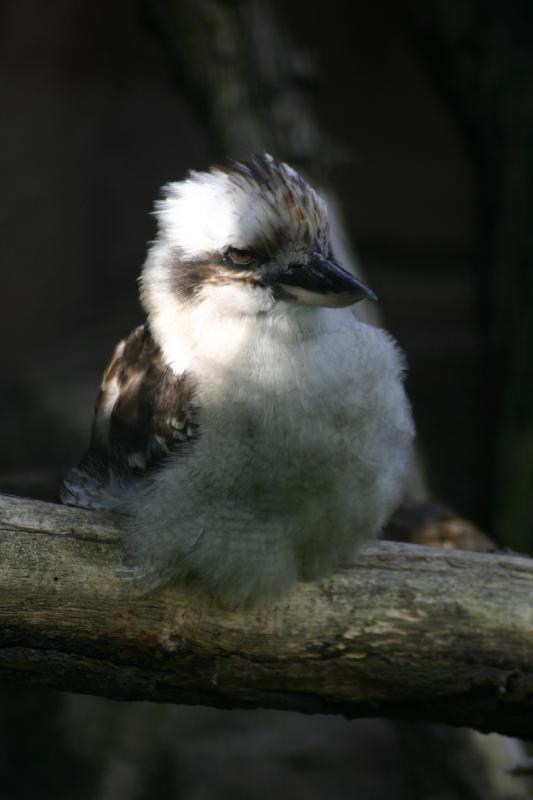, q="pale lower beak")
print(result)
[272,252,377,308]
